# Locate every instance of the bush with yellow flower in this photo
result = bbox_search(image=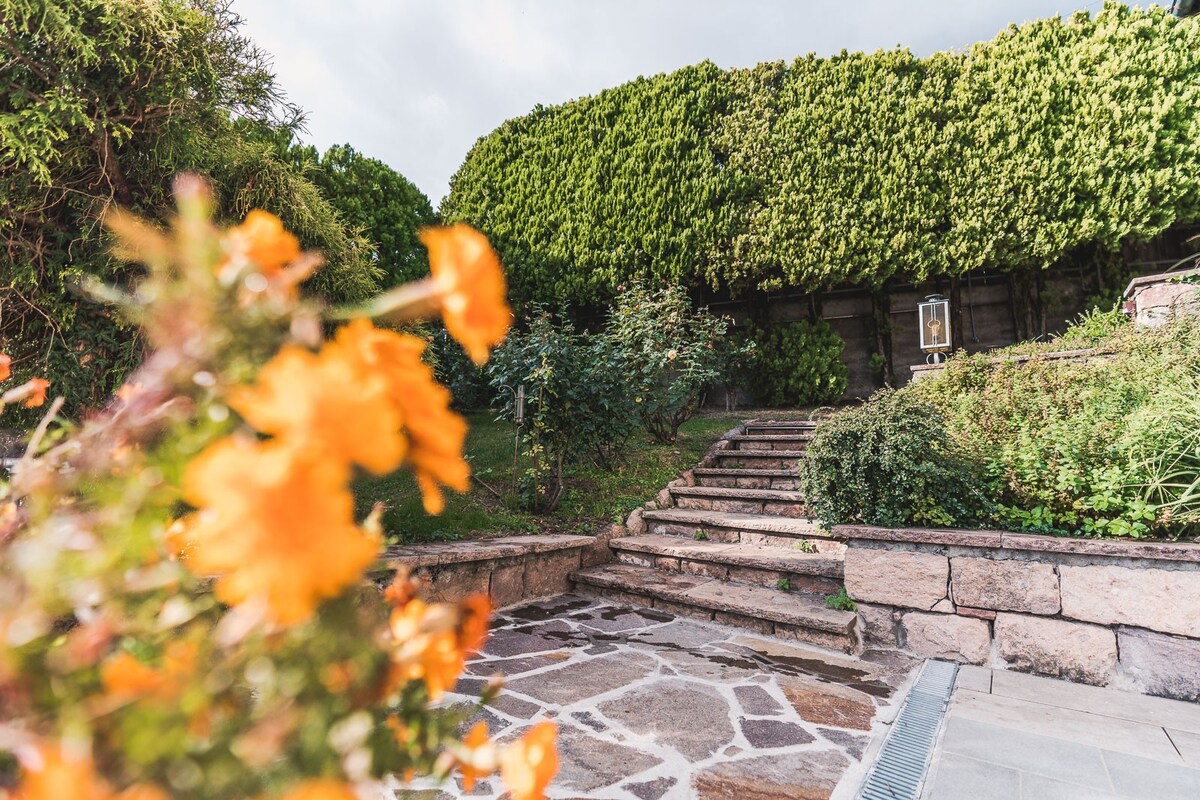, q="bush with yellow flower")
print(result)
[0,176,556,799]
